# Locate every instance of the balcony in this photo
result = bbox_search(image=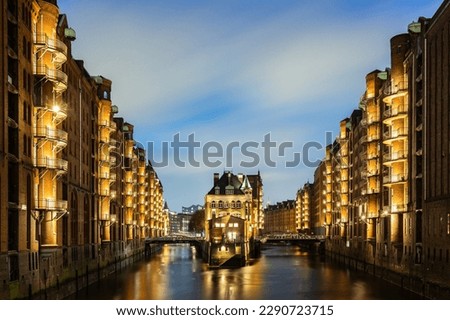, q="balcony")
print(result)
[383,127,408,143]
[98,172,110,180]
[34,65,68,92]
[99,120,117,131]
[366,187,380,194]
[124,201,134,208]
[367,133,380,142]
[367,169,379,178]
[34,99,68,124]
[383,173,407,185]
[367,115,380,125]
[34,34,68,65]
[34,126,68,149]
[390,203,407,213]
[35,157,68,172]
[35,199,68,211]
[383,80,408,103]
[99,213,110,221]
[109,138,118,150]
[383,150,407,164]
[383,105,408,123]
[99,189,110,197]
